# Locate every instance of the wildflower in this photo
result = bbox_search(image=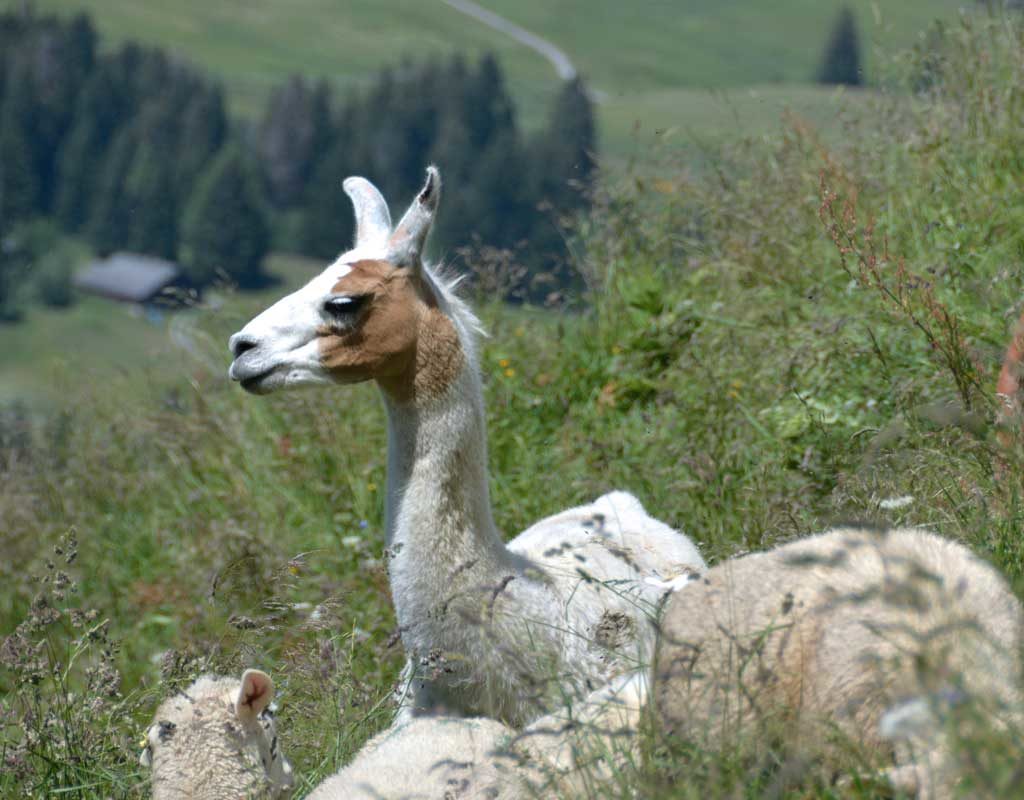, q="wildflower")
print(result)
[359,519,369,529]
[341,535,360,548]
[611,344,623,355]
[504,368,515,378]
[498,358,510,368]
[367,482,377,492]
[879,495,914,510]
